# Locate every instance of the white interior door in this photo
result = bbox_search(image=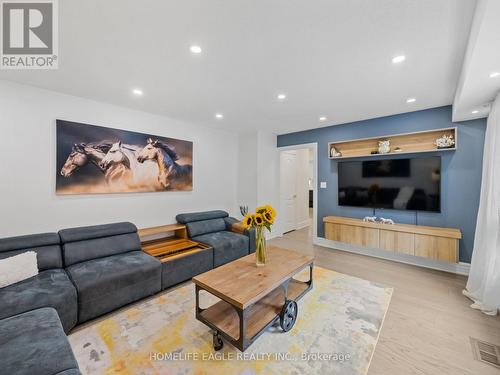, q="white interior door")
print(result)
[281,151,297,233]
